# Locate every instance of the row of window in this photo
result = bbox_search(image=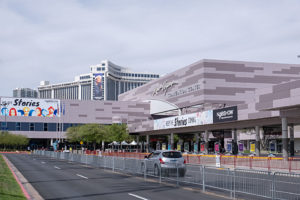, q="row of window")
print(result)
[53,86,79,100]
[112,72,159,78]
[96,67,106,71]
[39,90,52,99]
[80,75,91,80]
[0,122,82,132]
